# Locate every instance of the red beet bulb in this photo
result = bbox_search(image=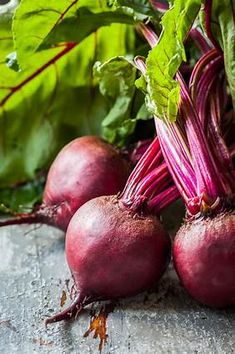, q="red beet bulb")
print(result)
[45,195,171,324]
[174,212,235,307]
[0,136,131,231]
